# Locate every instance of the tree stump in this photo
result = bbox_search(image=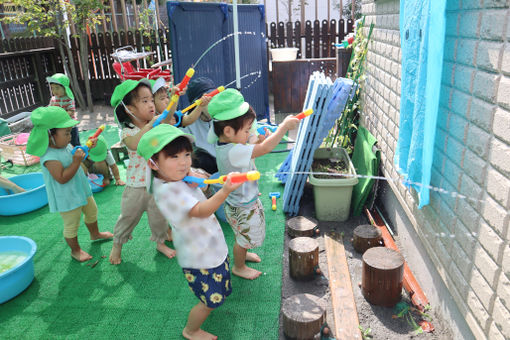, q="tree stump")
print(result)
[286,216,320,238]
[289,237,319,281]
[282,293,326,340]
[362,247,404,306]
[352,224,383,254]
